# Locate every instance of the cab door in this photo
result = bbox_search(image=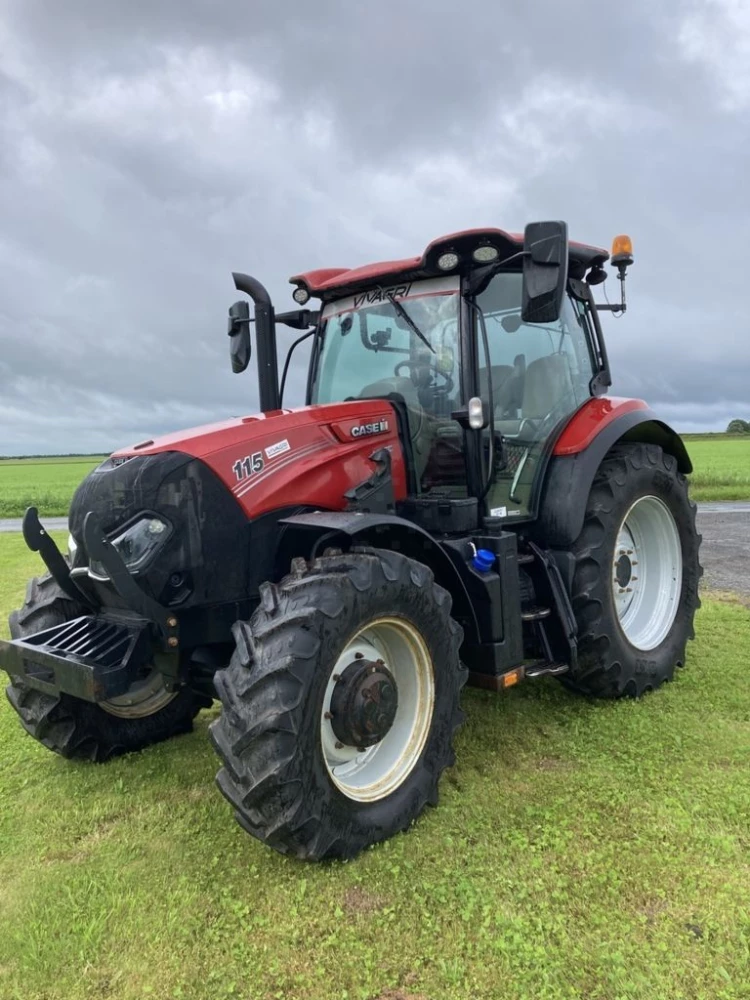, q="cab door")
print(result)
[475,272,596,520]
